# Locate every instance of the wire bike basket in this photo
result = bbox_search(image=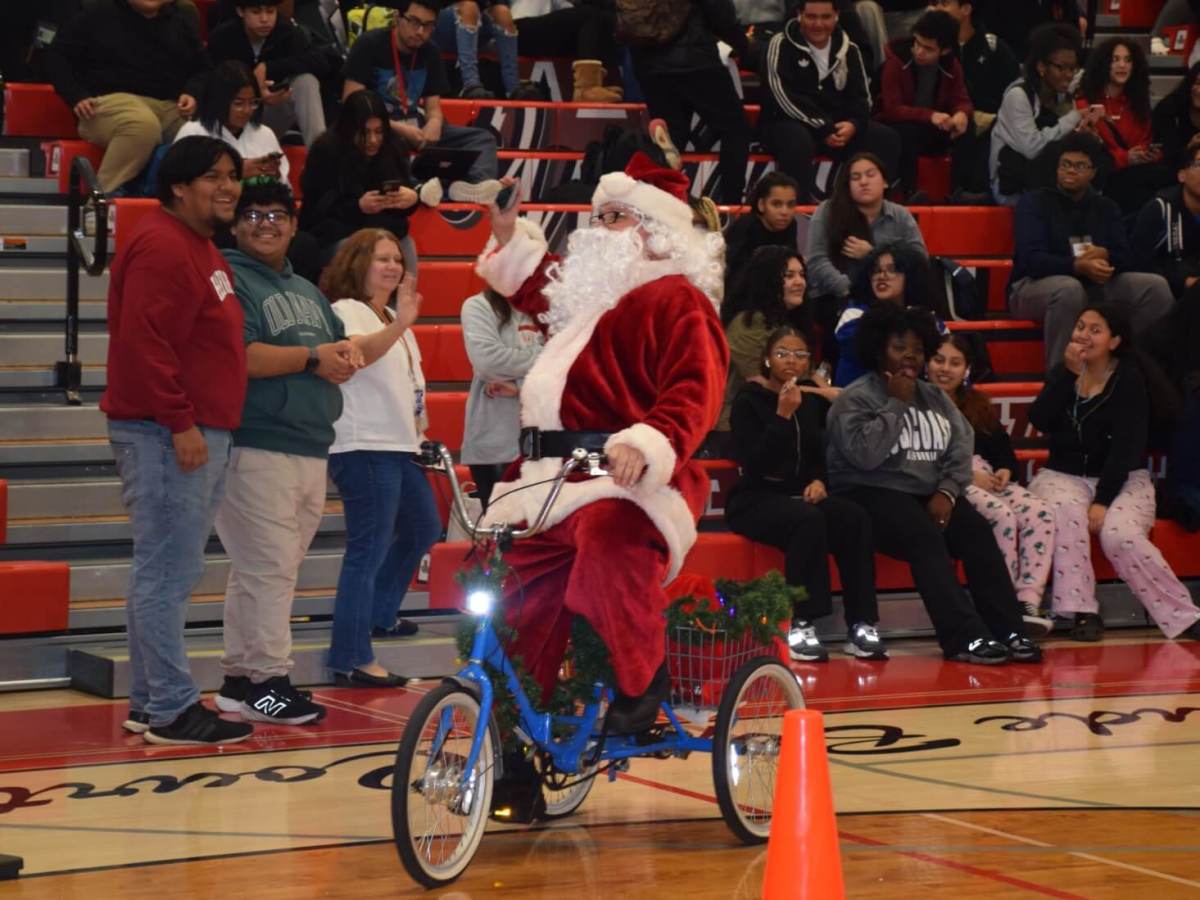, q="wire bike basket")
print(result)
[667,623,762,712]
